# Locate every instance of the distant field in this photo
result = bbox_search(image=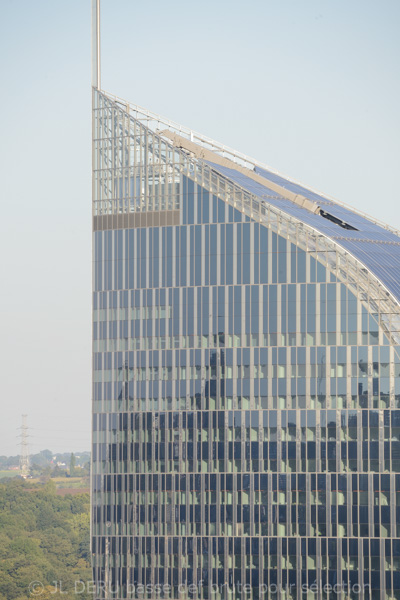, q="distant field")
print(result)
[56,486,90,496]
[0,470,21,479]
[0,472,90,488]
[52,476,90,489]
